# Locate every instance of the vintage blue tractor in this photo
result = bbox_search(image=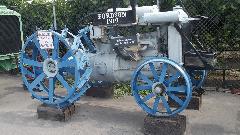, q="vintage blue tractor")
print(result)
[19,2,214,117]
